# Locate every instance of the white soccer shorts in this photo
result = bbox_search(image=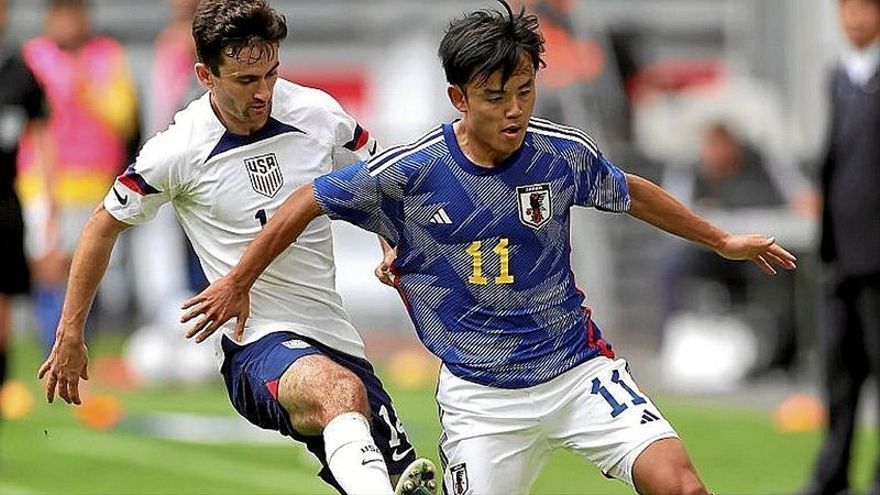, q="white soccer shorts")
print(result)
[437,357,678,495]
